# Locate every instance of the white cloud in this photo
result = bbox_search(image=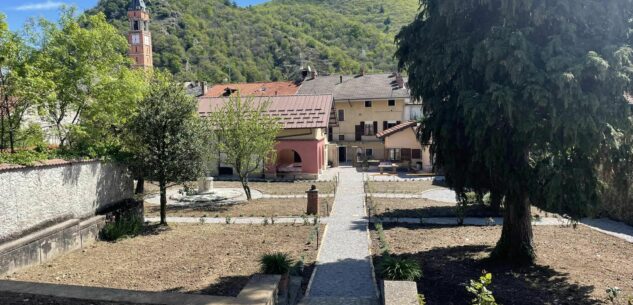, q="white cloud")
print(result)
[14,1,66,11]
